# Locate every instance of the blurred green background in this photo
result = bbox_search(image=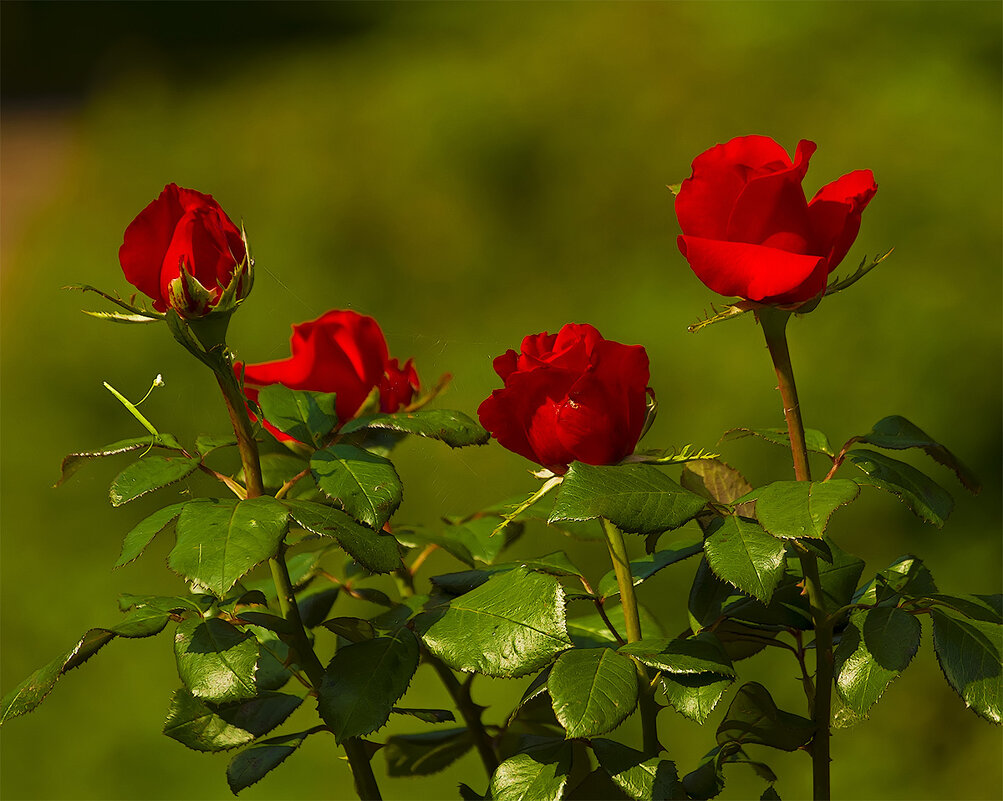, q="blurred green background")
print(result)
[2,2,1000,799]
